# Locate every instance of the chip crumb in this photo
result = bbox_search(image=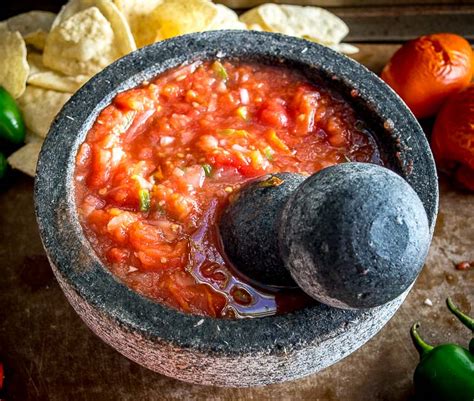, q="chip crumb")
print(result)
[423,298,433,307]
